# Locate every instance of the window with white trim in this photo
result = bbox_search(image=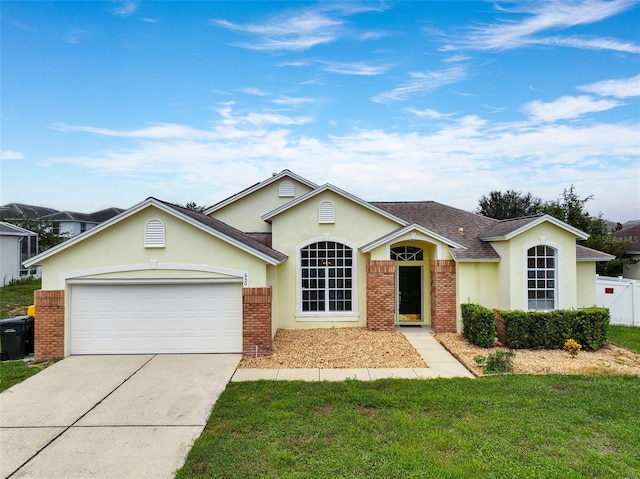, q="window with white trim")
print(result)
[279,180,295,197]
[391,246,423,261]
[144,219,165,248]
[527,245,556,310]
[319,201,335,223]
[301,241,353,312]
